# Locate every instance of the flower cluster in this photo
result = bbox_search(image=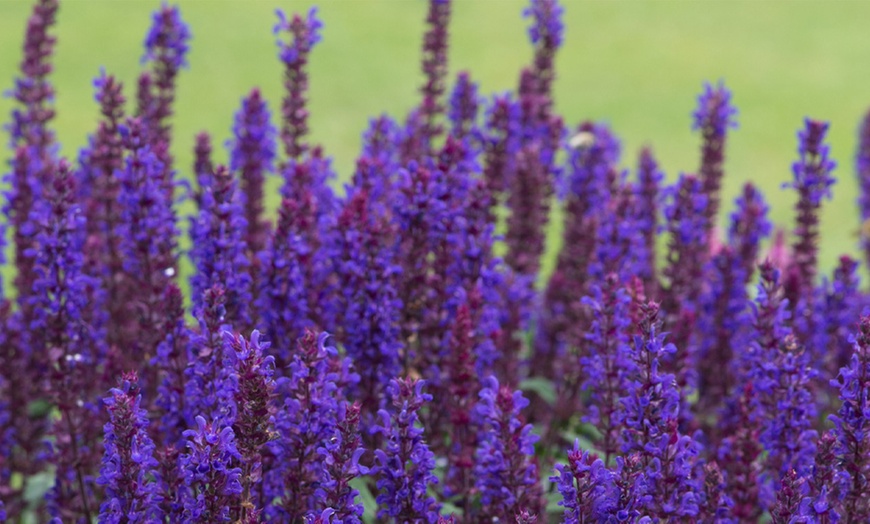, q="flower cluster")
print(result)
[5,0,870,522]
